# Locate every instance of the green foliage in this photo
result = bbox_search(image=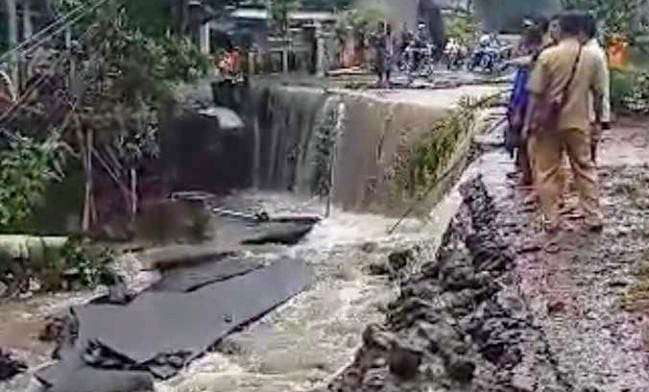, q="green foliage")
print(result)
[0,134,67,232]
[610,69,636,111]
[271,0,302,34]
[335,8,386,44]
[158,36,211,83]
[610,69,649,114]
[75,3,209,171]
[60,237,116,289]
[392,95,497,200]
[624,71,649,114]
[445,14,480,46]
[561,0,649,43]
